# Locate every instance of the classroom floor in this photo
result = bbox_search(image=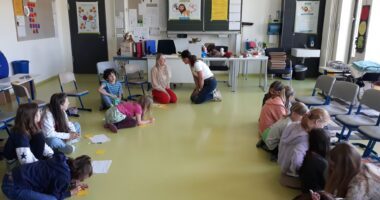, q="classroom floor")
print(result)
[0,74,376,200]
